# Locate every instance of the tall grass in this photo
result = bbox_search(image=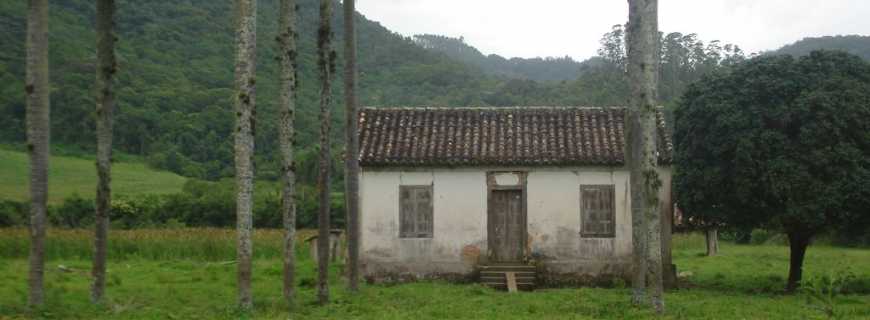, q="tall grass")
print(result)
[0,228,317,261]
